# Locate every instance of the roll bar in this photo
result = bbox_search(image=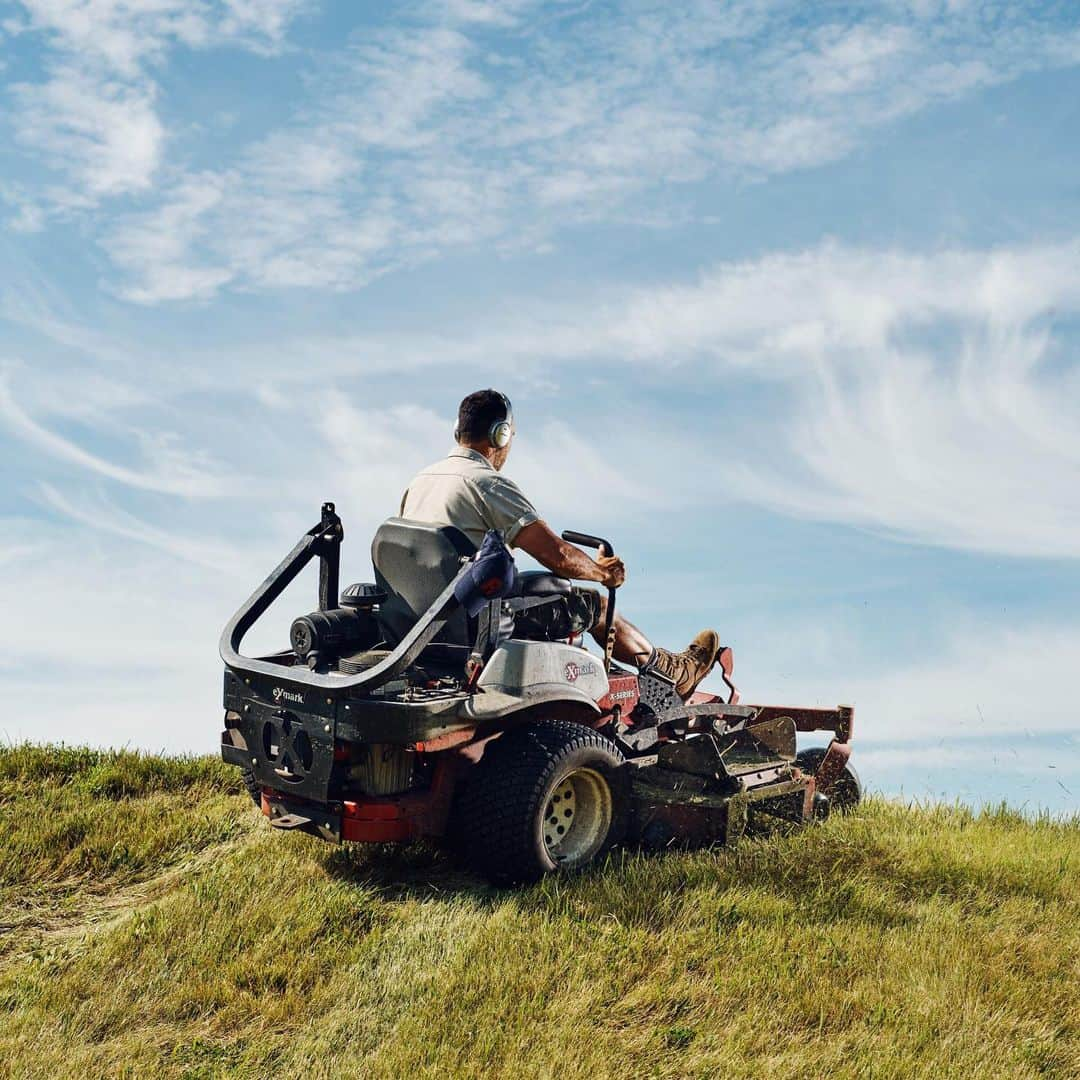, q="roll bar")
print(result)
[219,503,472,693]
